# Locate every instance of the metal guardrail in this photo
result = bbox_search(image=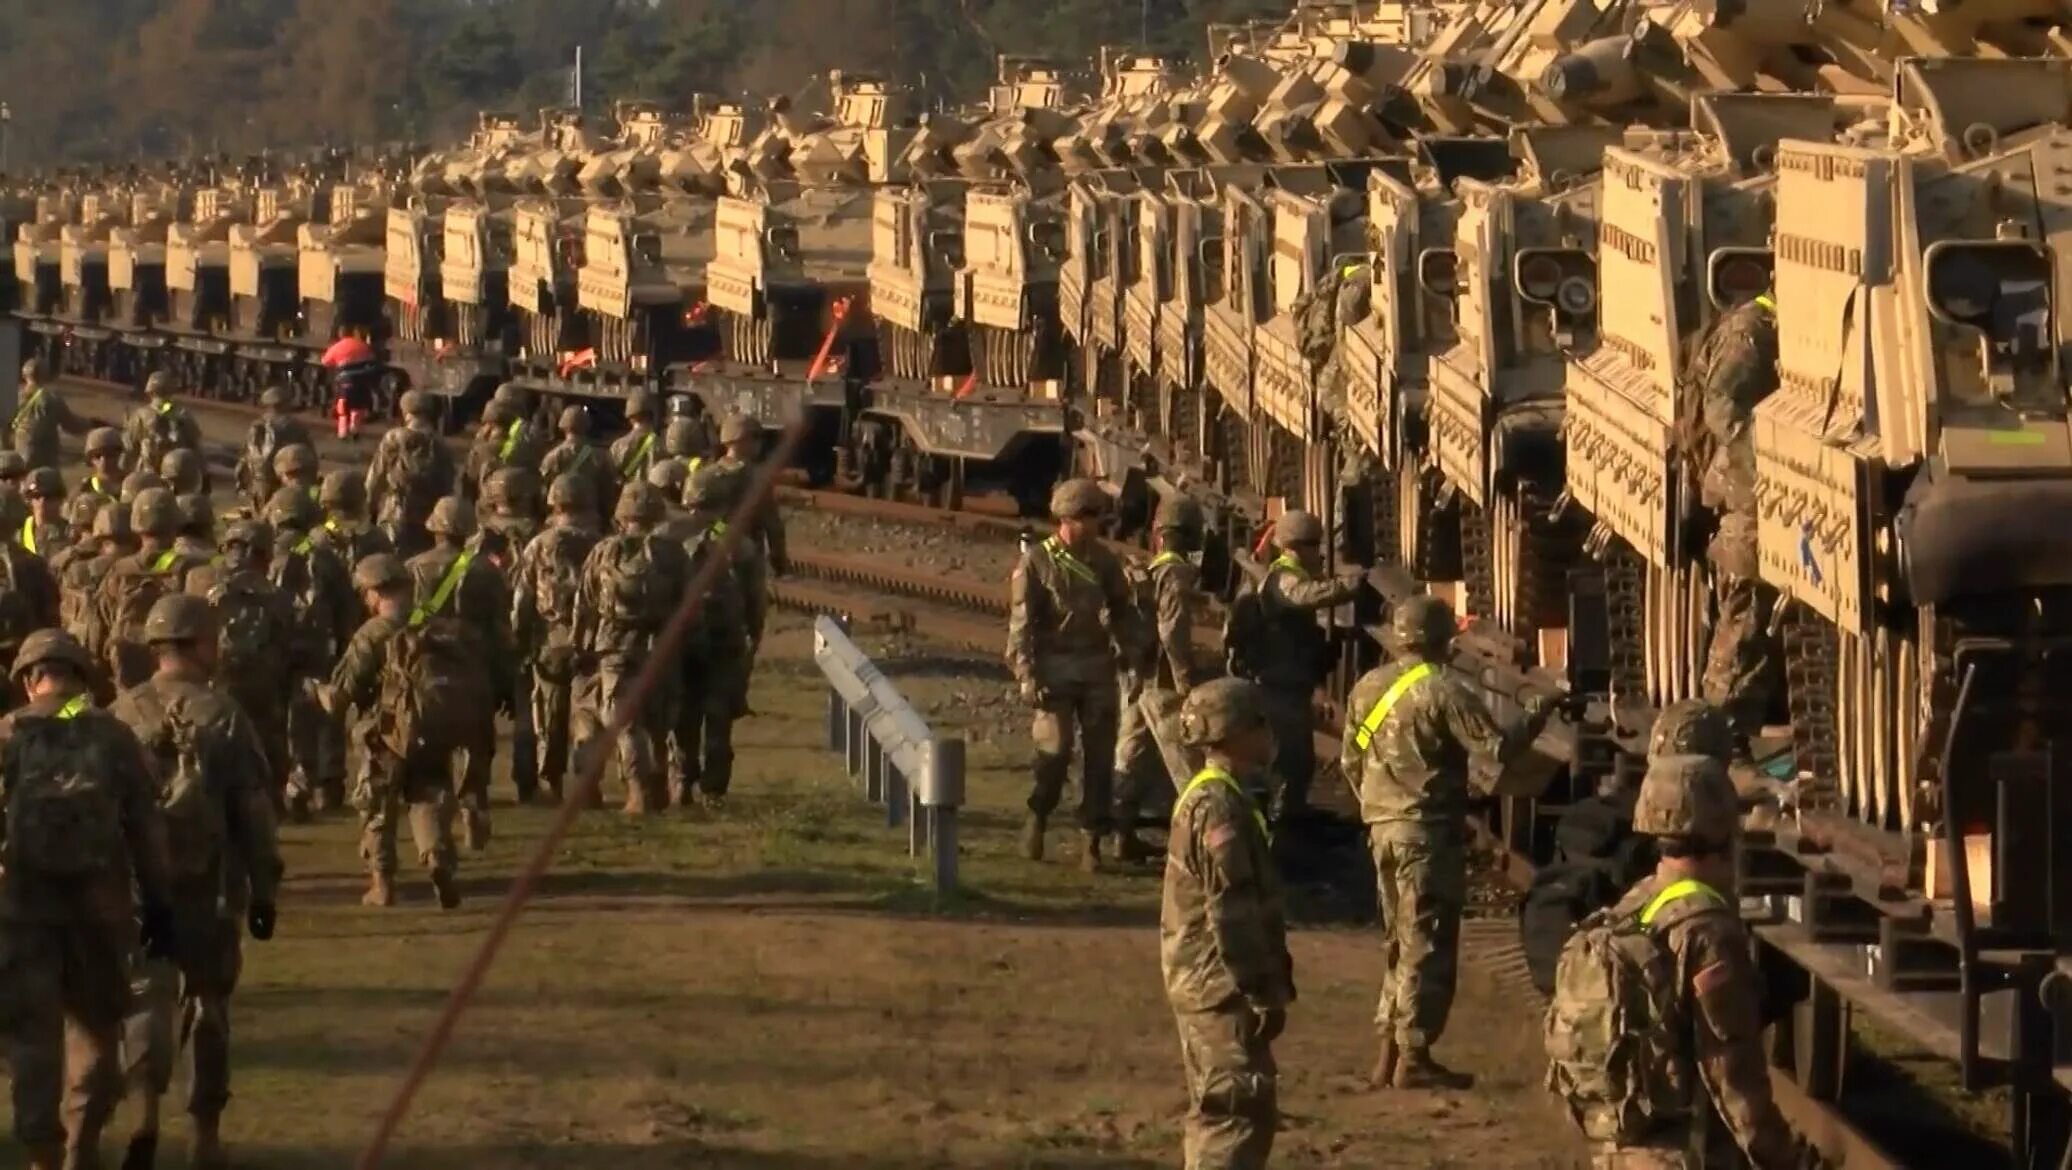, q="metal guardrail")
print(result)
[811,614,963,894]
